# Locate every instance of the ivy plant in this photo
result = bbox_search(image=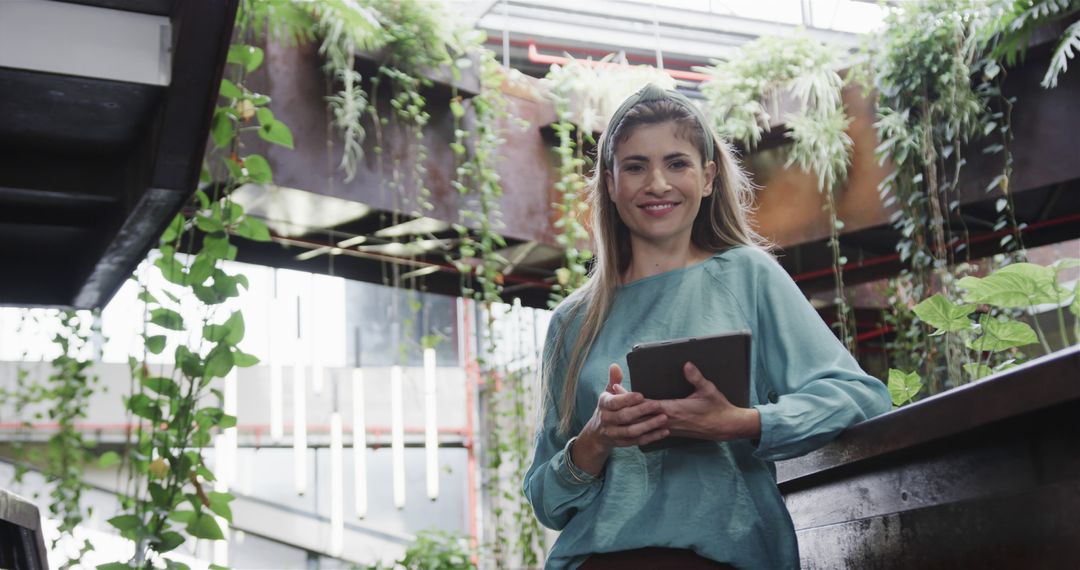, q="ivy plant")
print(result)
[699,34,856,350]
